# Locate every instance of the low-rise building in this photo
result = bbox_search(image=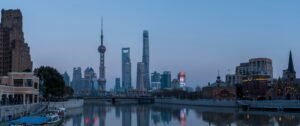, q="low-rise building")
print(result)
[0,72,39,105]
[202,76,236,100]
